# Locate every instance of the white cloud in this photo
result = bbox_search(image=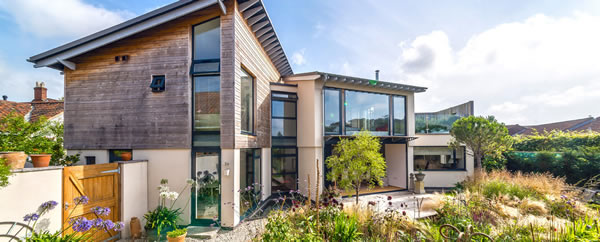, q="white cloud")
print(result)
[0,0,132,38]
[0,56,63,102]
[394,13,600,124]
[291,48,307,66]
